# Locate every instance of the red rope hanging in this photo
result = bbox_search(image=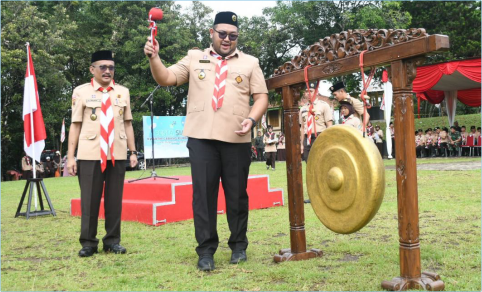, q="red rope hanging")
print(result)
[359,50,376,136]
